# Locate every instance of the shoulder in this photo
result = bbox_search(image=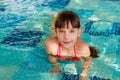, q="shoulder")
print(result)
[45,37,58,46]
[45,37,55,45]
[76,39,90,58]
[45,37,58,55]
